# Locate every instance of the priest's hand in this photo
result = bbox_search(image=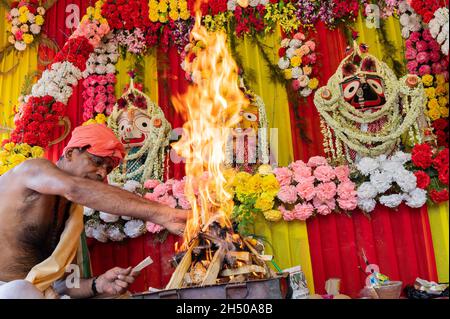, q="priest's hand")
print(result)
[95,267,140,296]
[161,208,189,236]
